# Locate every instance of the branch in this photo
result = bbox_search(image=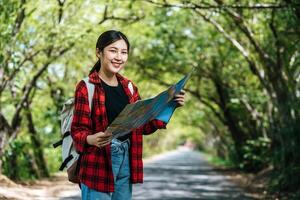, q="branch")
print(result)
[240,97,262,121]
[12,0,26,36]
[0,50,42,95]
[98,5,144,24]
[10,45,73,128]
[194,10,274,96]
[10,61,50,128]
[269,9,282,69]
[141,0,299,10]
[199,96,226,124]
[0,113,13,155]
[195,11,264,79]
[193,72,225,123]
[57,0,66,23]
[0,114,13,134]
[212,0,277,68]
[141,0,280,88]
